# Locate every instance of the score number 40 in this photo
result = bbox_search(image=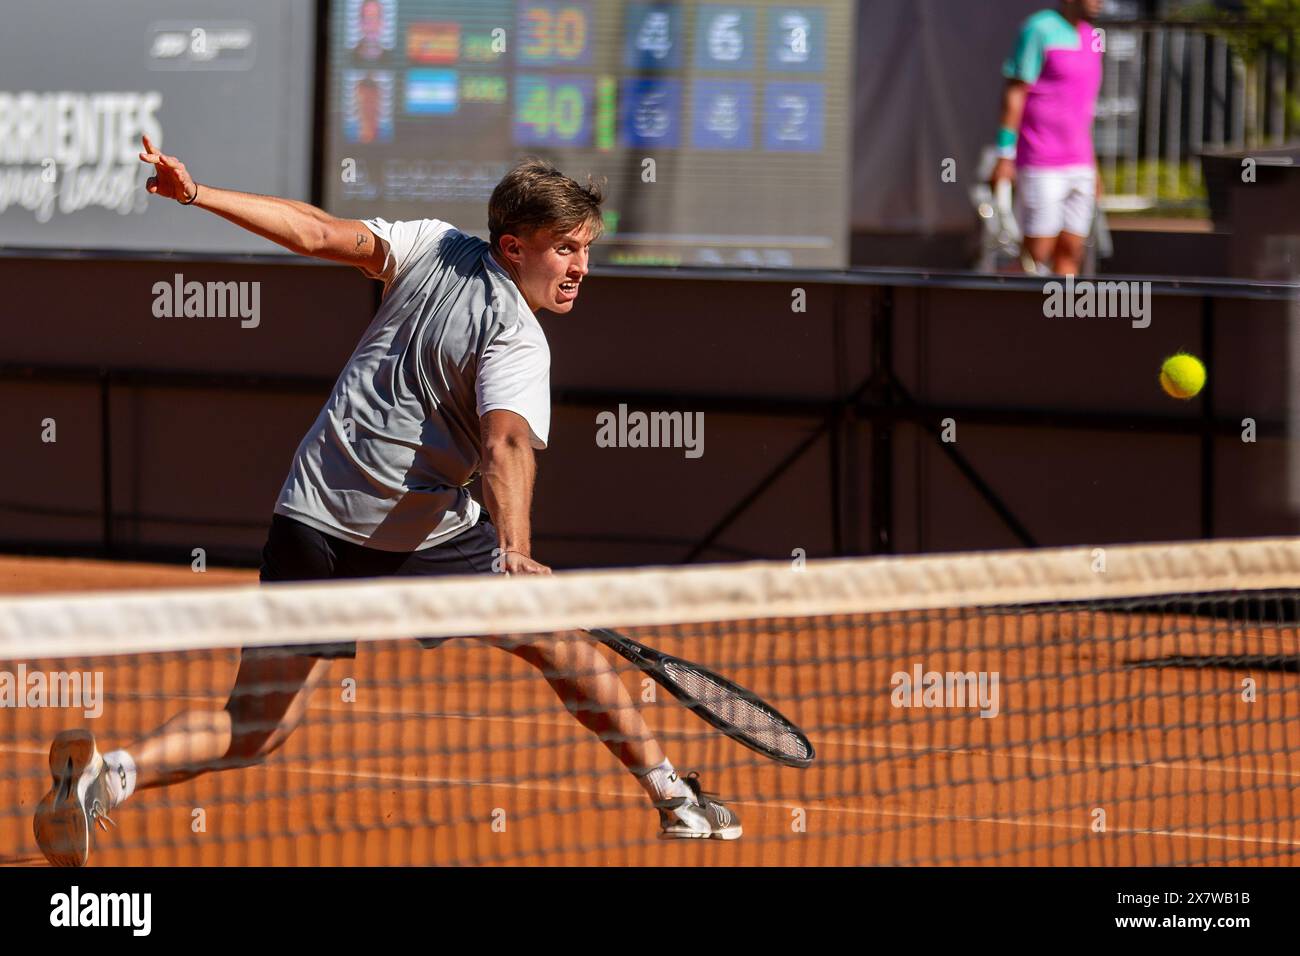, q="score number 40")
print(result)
[518,80,585,141]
